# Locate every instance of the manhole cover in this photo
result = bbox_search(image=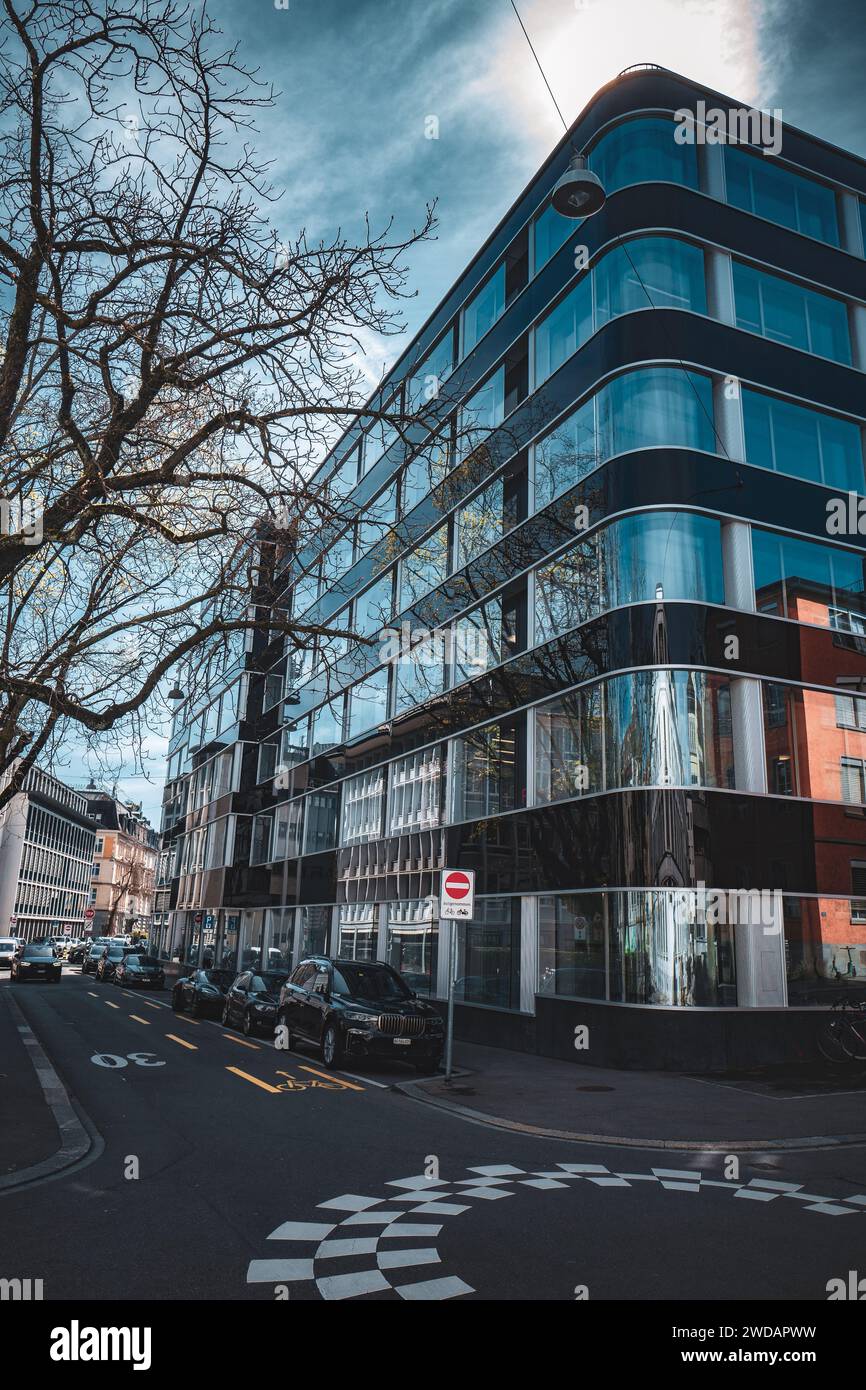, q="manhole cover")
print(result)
[576,1084,614,1092]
